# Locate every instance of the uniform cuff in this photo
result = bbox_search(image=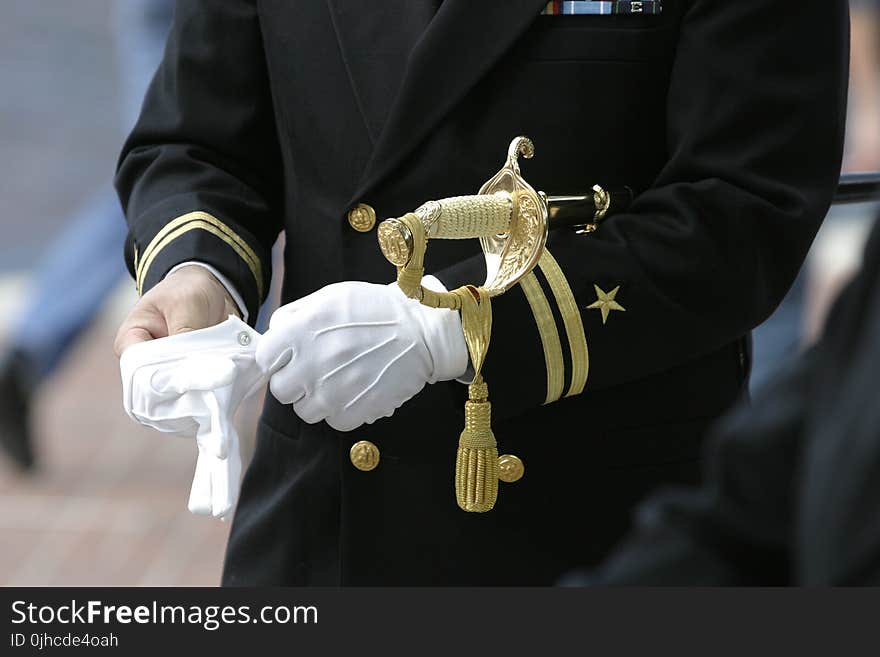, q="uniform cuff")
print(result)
[126,209,269,324]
